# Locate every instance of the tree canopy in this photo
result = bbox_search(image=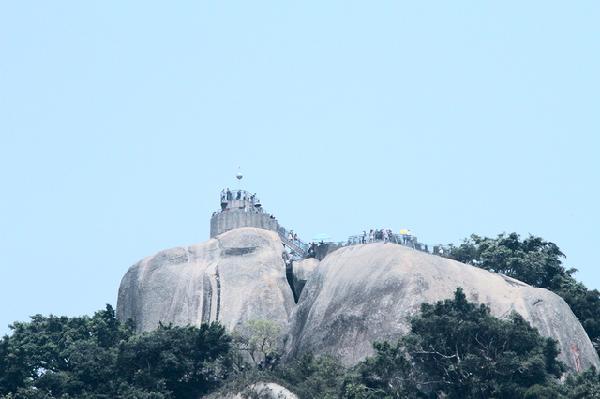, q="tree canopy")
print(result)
[445,233,600,357]
[0,305,231,399]
[2,232,599,398]
[343,288,565,399]
[2,297,599,398]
